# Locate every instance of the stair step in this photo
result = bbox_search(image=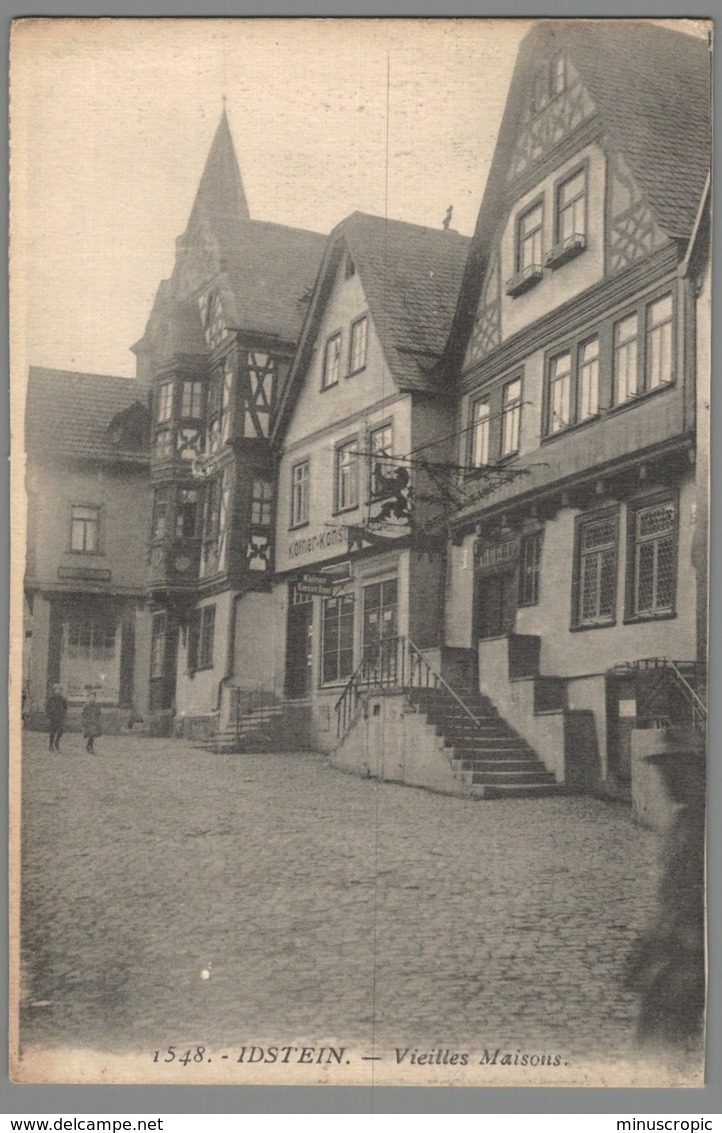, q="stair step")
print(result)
[464,769,557,786]
[458,758,544,773]
[481,782,568,799]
